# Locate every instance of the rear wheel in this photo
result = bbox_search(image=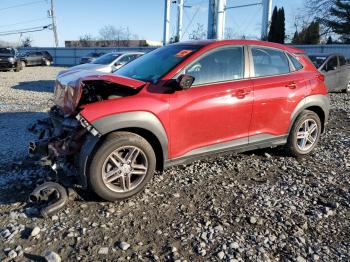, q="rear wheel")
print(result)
[88,132,156,201]
[285,110,321,157]
[43,59,51,66]
[343,80,350,94]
